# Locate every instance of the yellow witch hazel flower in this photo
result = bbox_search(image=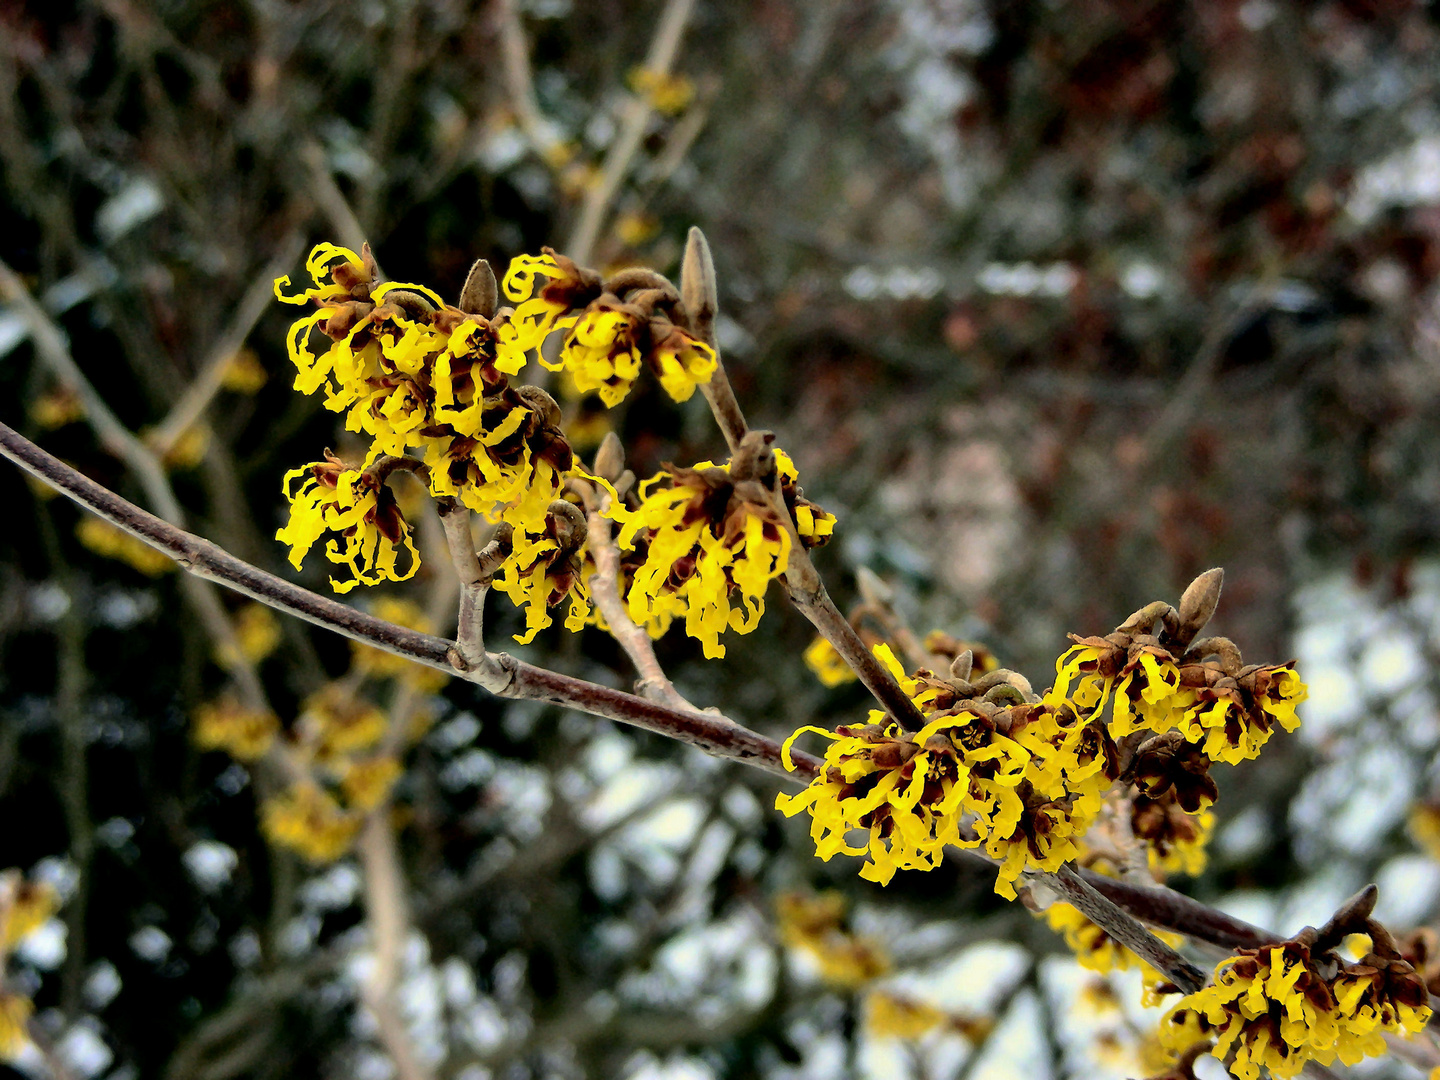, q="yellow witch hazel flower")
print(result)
[491,503,594,645]
[1159,937,1432,1080]
[611,435,834,659]
[778,645,1117,895]
[276,452,419,593]
[500,248,717,407]
[273,243,582,599]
